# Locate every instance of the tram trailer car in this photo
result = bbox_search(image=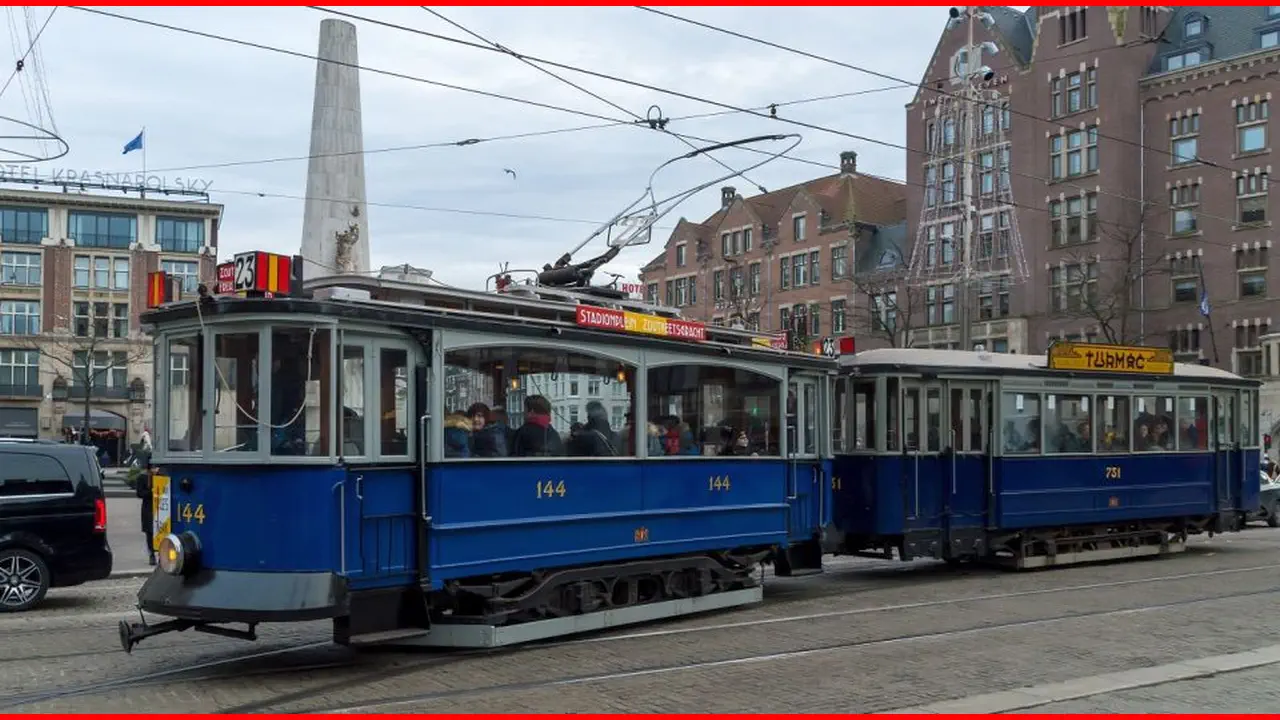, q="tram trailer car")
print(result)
[827,346,1261,569]
[119,265,835,653]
